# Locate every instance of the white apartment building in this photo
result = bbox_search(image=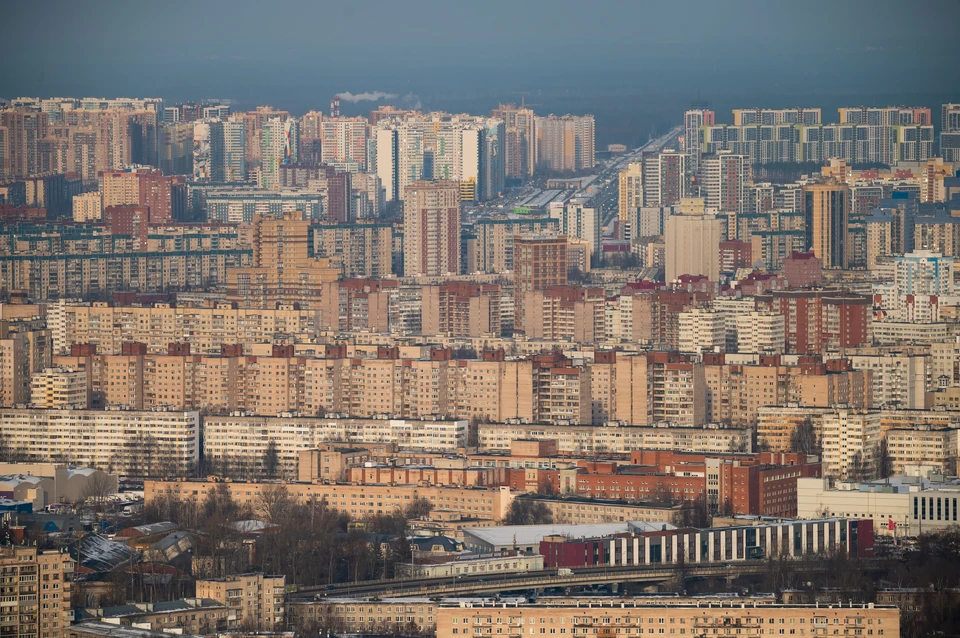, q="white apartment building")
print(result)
[0,408,199,476]
[735,311,786,354]
[711,297,757,352]
[398,551,543,579]
[701,152,749,215]
[678,308,725,354]
[846,354,930,409]
[478,423,750,455]
[821,410,882,479]
[203,416,469,478]
[931,338,960,386]
[549,199,600,258]
[871,320,950,346]
[30,367,88,408]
